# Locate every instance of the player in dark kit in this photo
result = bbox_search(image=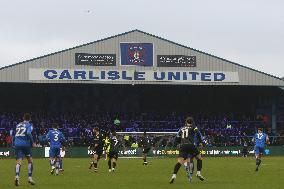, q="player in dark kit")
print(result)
[140,131,151,165]
[108,131,120,172]
[89,127,104,172]
[241,132,249,157]
[170,117,205,184]
[186,127,206,182]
